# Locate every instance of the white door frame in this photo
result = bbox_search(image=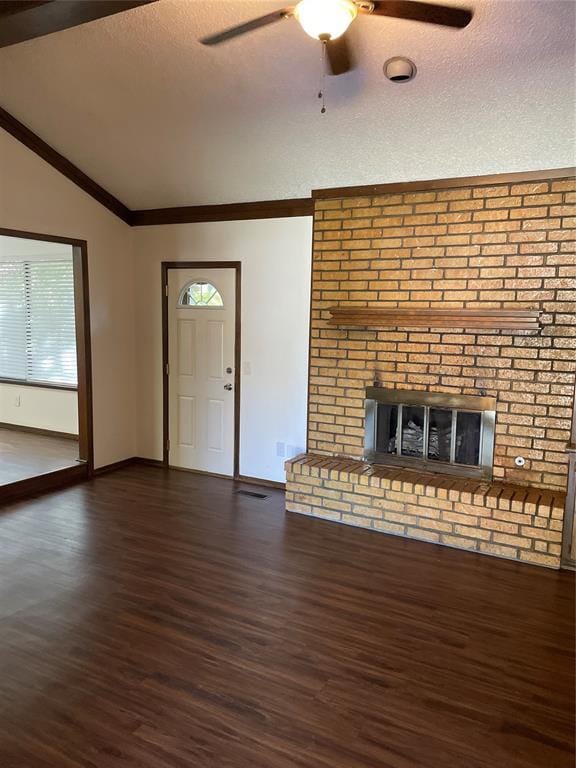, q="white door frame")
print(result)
[162,261,241,478]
